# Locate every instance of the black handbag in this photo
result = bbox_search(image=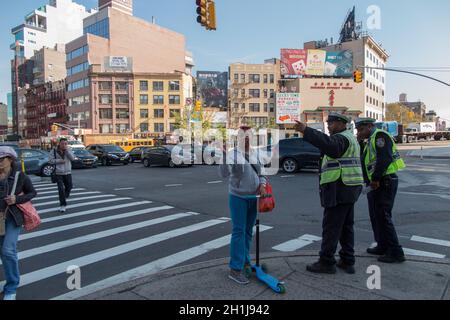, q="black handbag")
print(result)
[51,149,57,183]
